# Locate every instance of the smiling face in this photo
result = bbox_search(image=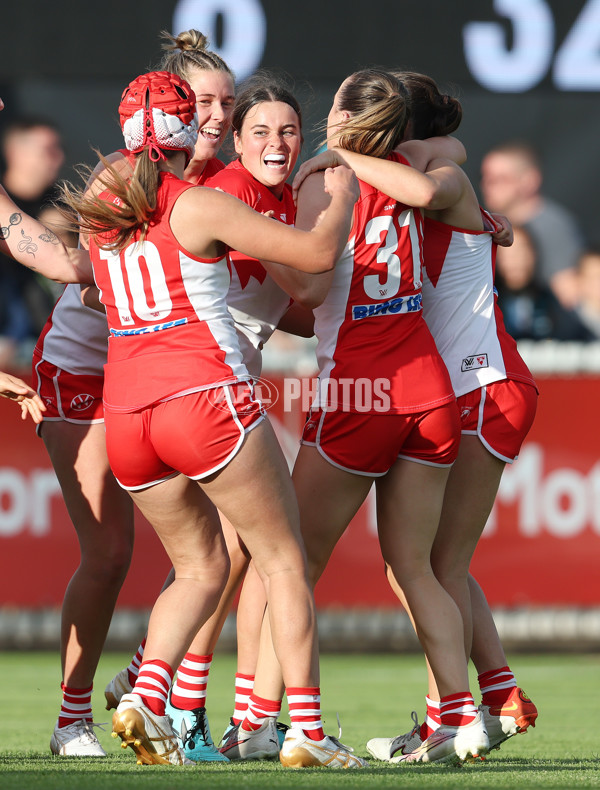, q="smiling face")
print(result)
[186,68,235,165]
[233,101,301,198]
